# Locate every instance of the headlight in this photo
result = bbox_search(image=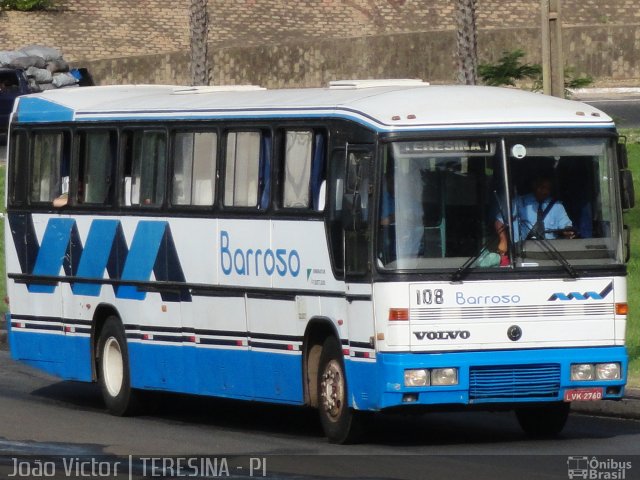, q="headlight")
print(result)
[431,368,459,386]
[596,363,621,380]
[571,363,621,381]
[571,364,595,381]
[404,369,429,387]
